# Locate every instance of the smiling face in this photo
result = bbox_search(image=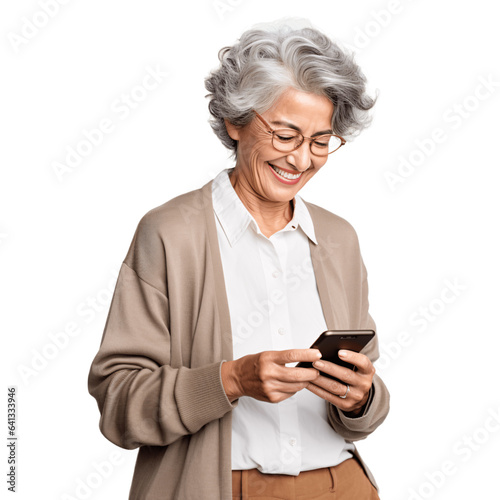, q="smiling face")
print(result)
[225,87,335,206]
